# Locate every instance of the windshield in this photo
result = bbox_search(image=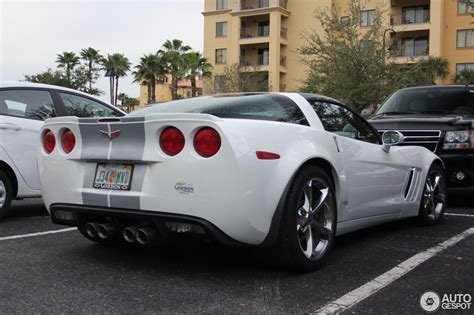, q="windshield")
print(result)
[377,87,474,115]
[129,94,309,125]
